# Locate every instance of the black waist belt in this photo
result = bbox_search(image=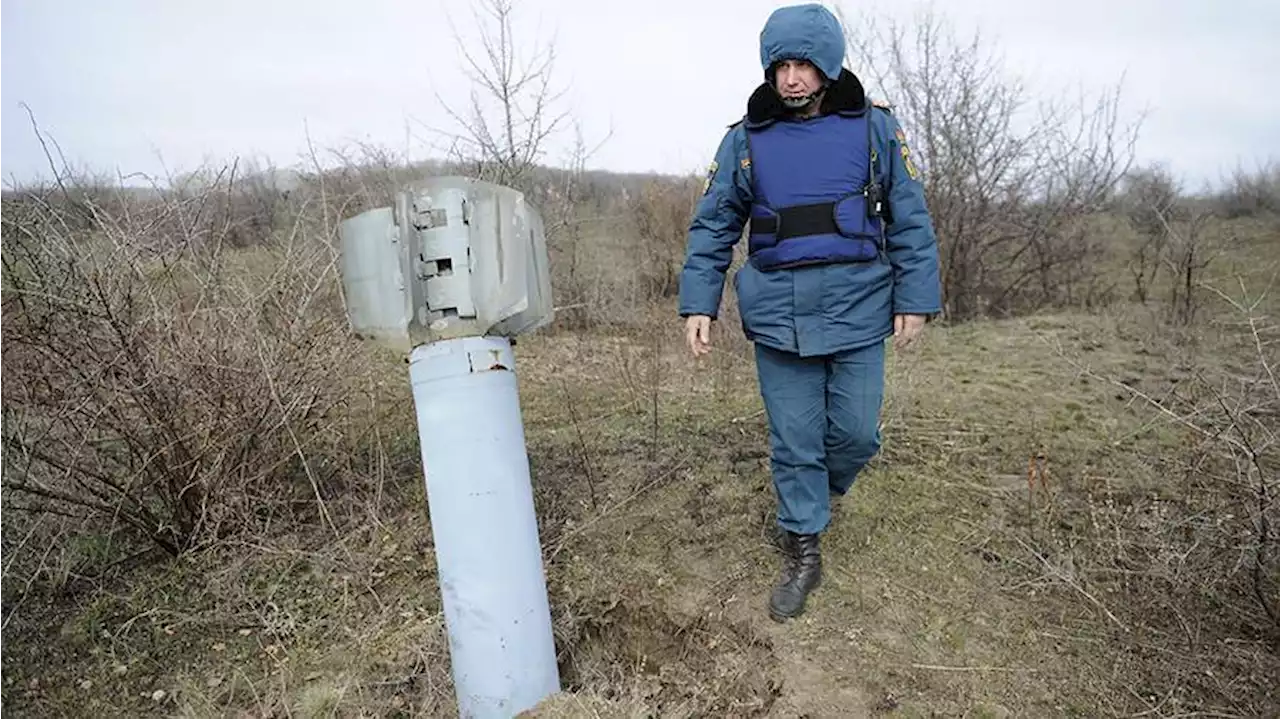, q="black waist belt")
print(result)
[751,202,837,240]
